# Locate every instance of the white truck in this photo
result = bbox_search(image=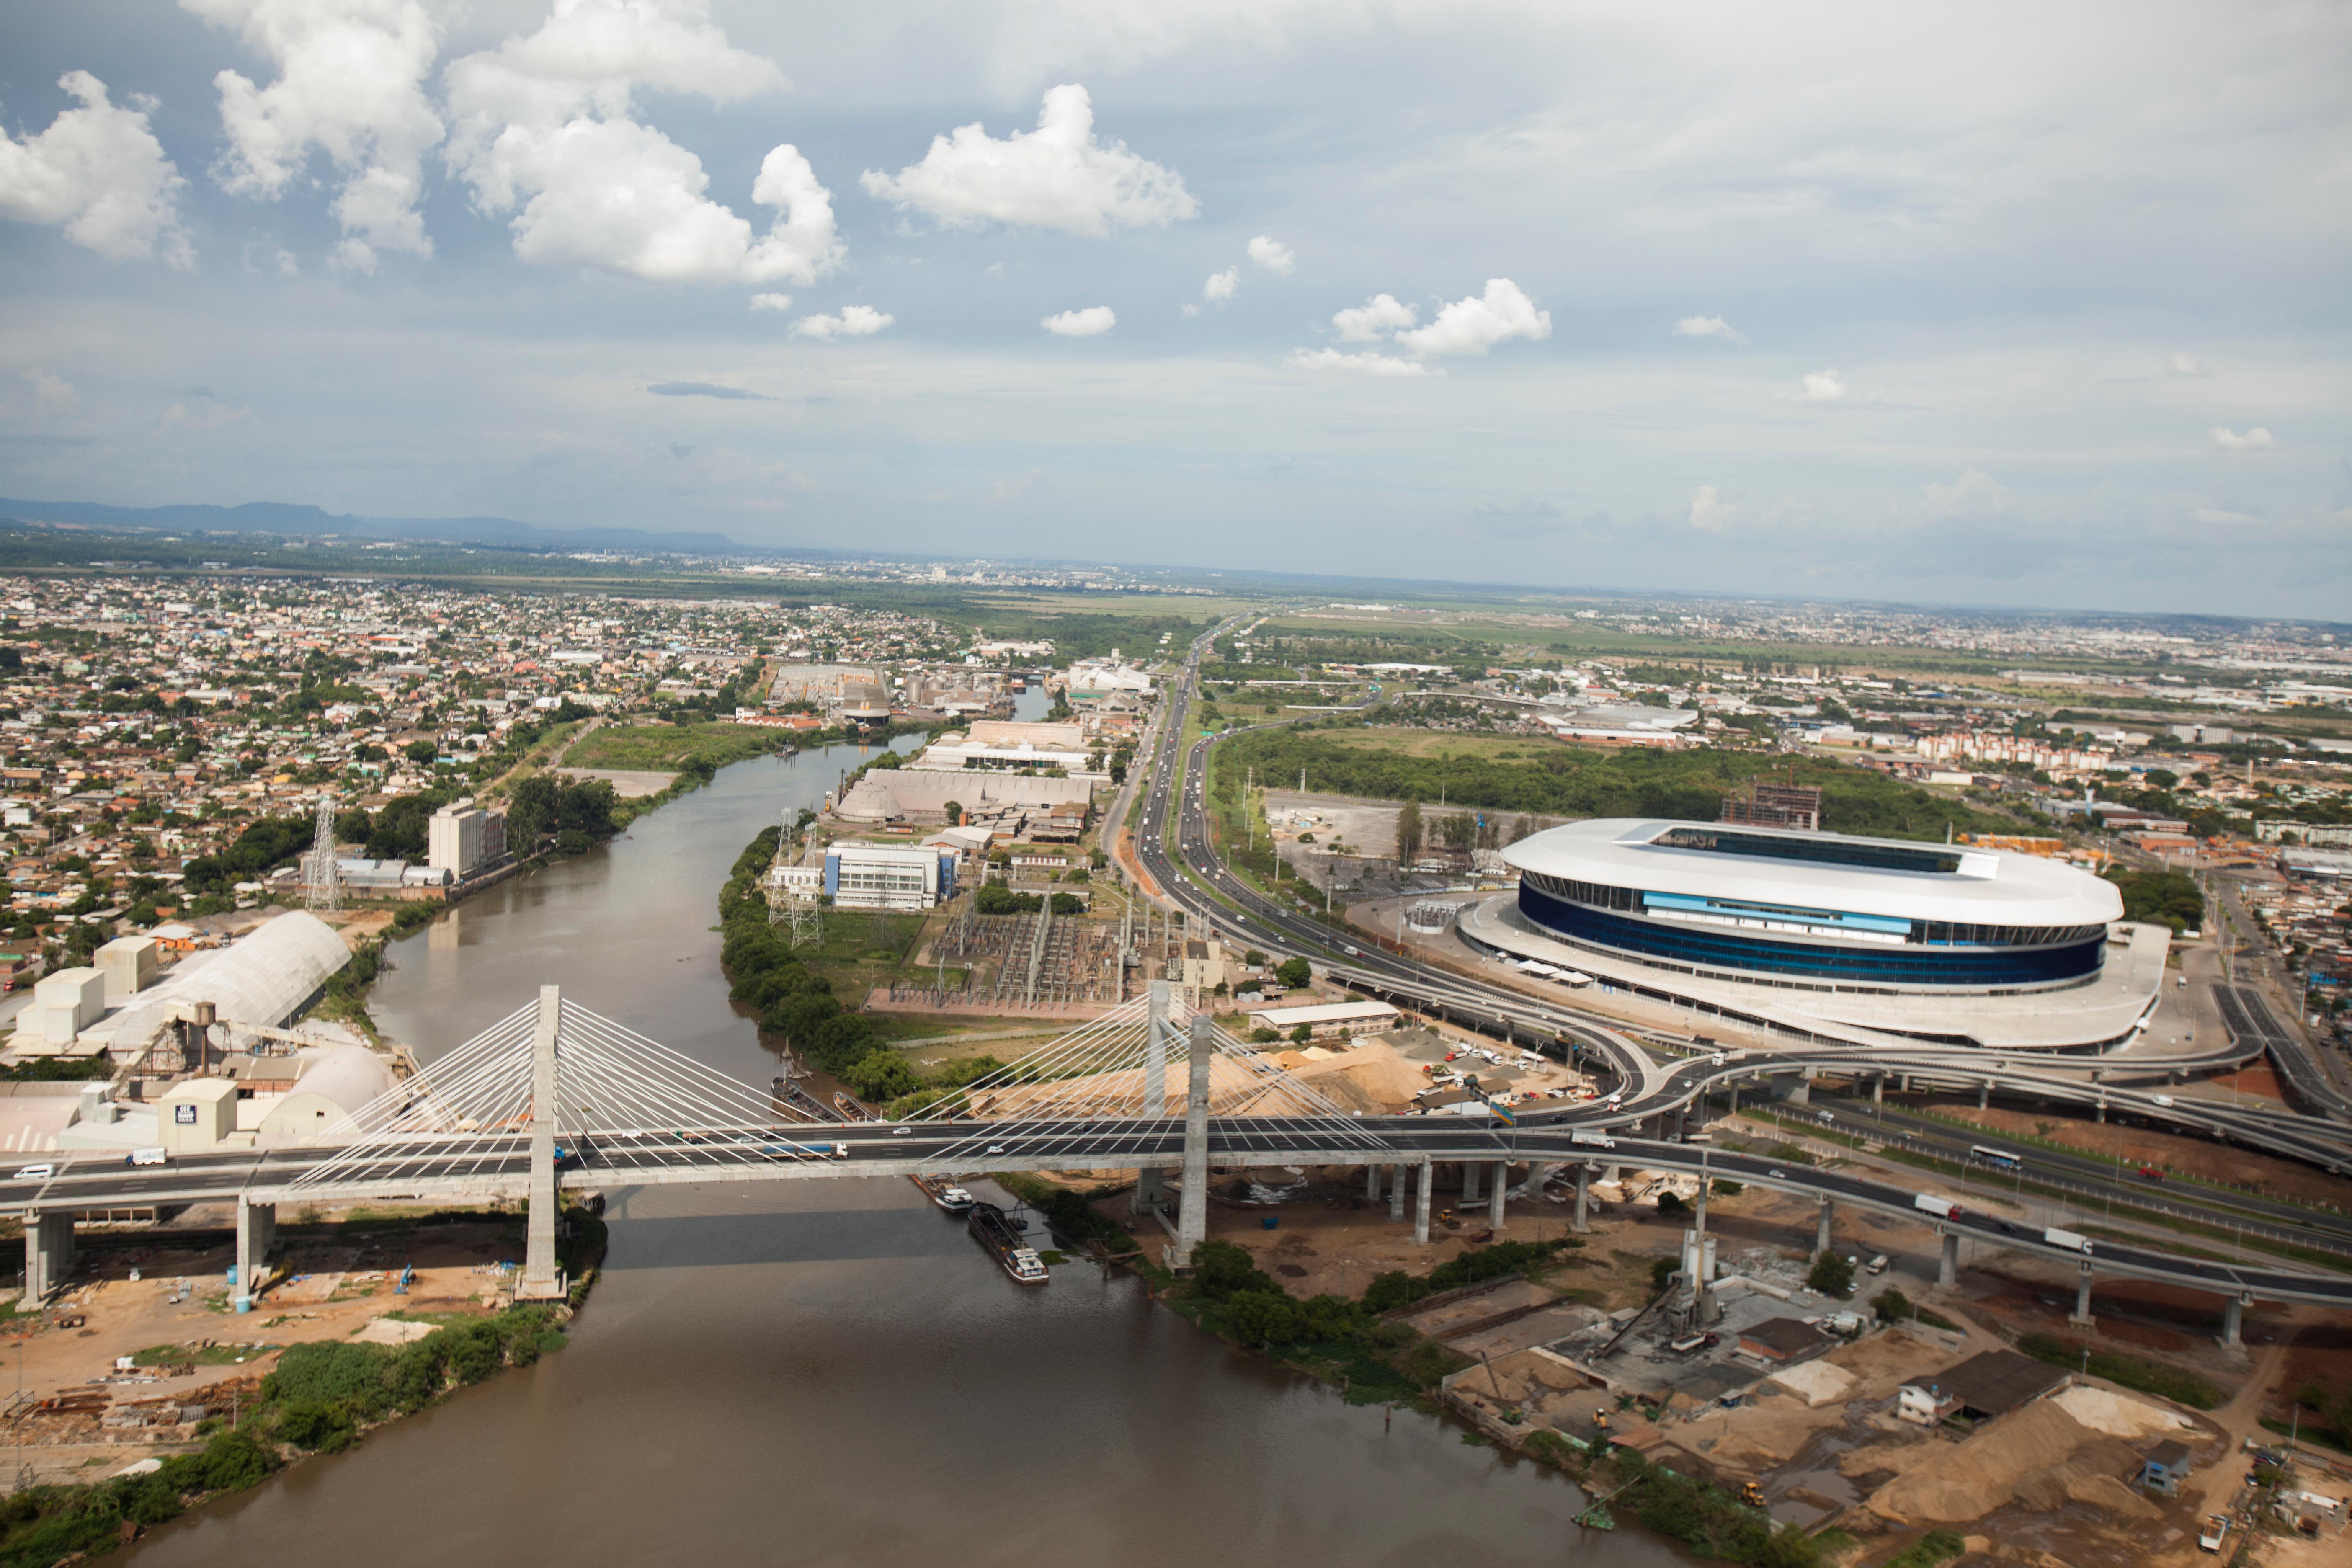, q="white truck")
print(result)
[1571,1129,1617,1150]
[1913,1192,1964,1220]
[2044,1227,2094,1254]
